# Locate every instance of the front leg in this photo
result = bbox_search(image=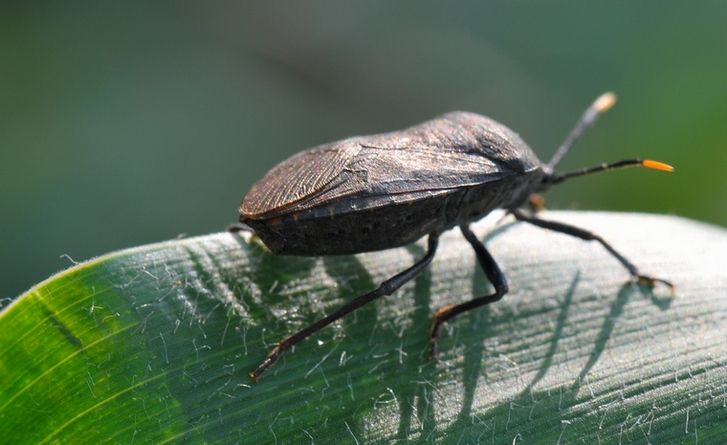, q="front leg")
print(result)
[510,208,674,290]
